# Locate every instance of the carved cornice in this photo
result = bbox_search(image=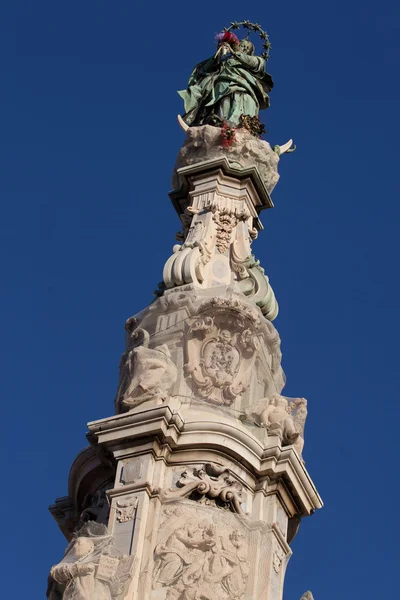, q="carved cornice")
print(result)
[170,158,274,220]
[87,406,323,517]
